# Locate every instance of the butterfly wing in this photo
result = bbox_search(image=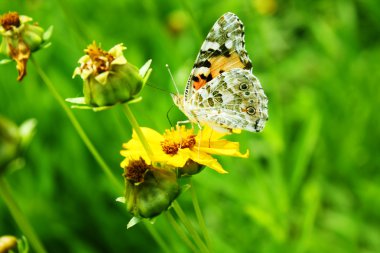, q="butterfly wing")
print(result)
[187,68,268,132]
[184,12,253,101]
